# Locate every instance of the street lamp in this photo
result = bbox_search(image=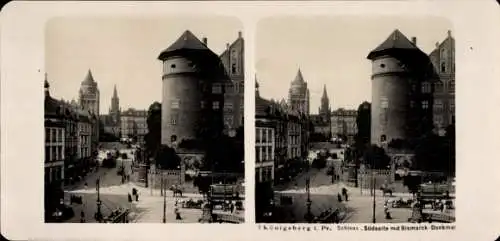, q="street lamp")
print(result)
[305,178,313,223]
[163,176,167,223]
[95,178,103,222]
